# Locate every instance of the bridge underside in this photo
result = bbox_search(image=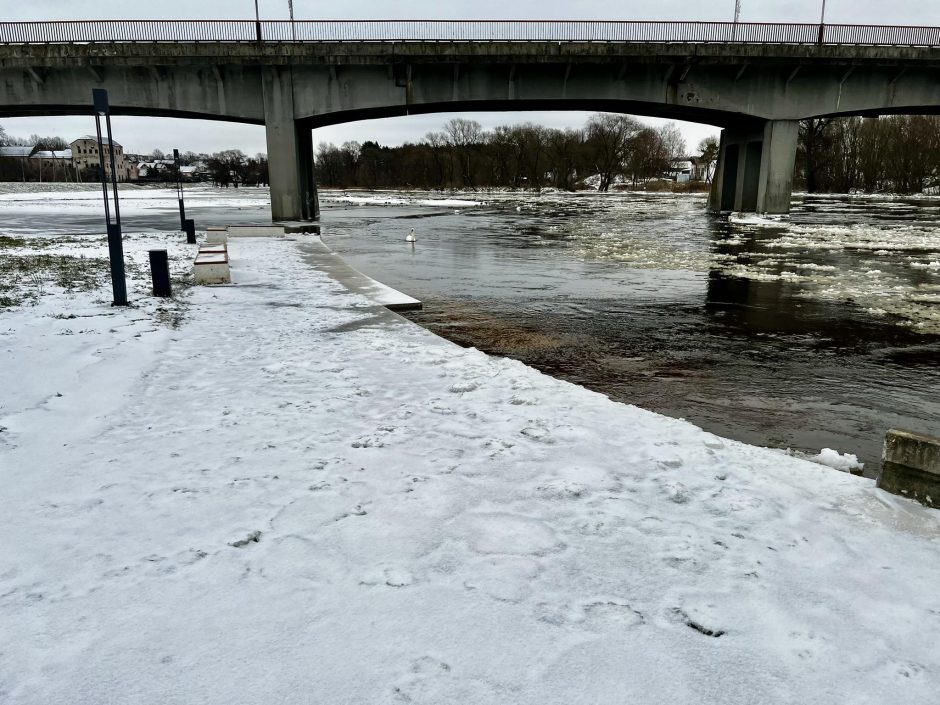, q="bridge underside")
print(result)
[3,42,940,219]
